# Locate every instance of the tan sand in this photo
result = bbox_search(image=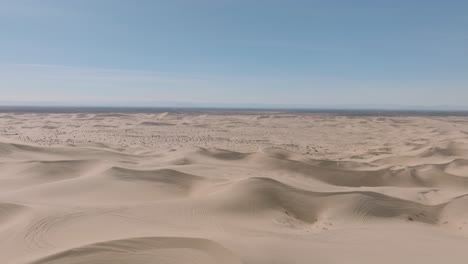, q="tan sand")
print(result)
[1,112,468,263]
